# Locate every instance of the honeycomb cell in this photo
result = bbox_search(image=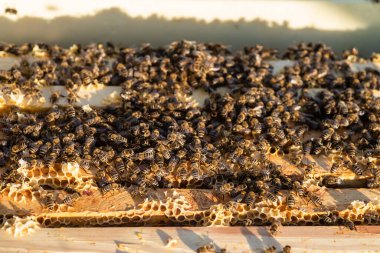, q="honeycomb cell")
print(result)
[43,219,51,227]
[41,167,49,175]
[239,213,248,220]
[298,221,306,225]
[214,220,222,226]
[350,213,357,220]
[142,214,151,221]
[49,169,58,177]
[51,221,61,227]
[151,203,160,212]
[131,216,142,223]
[290,216,298,223]
[194,213,203,222]
[253,218,263,225]
[142,203,152,211]
[247,211,255,219]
